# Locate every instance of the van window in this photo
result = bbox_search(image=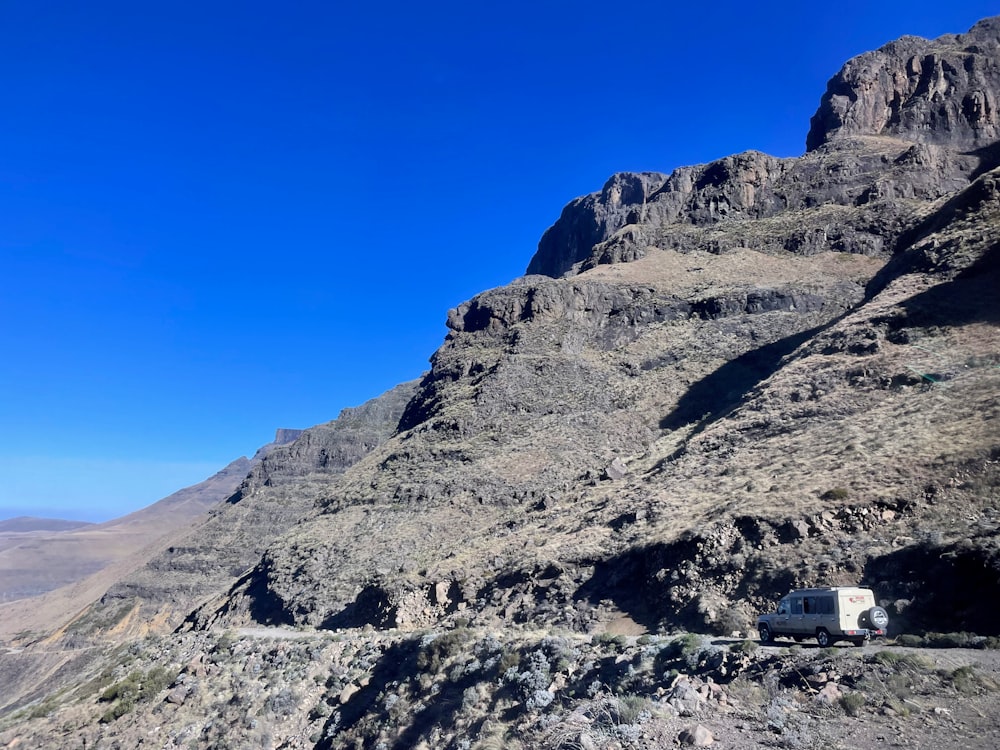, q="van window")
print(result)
[790,598,803,615]
[803,596,815,614]
[818,596,835,615]
[778,600,789,615]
